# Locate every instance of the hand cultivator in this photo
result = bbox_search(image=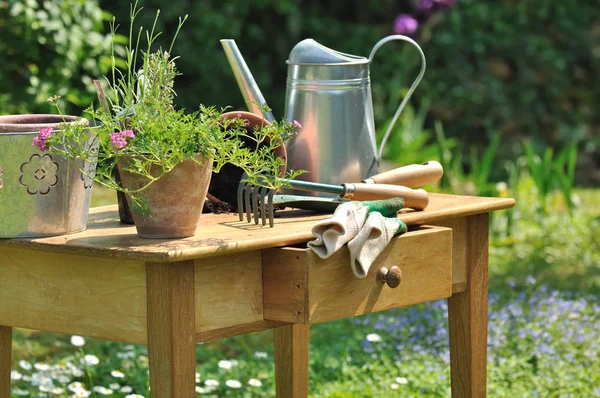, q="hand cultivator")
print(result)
[237,161,443,227]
